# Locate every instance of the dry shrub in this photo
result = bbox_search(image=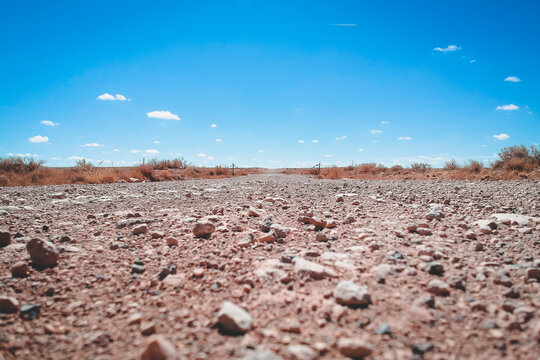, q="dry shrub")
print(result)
[325,167,345,179]
[147,158,187,170]
[391,165,403,172]
[503,158,533,172]
[466,160,483,173]
[0,157,45,173]
[493,144,539,172]
[410,163,432,172]
[358,163,377,173]
[444,159,460,170]
[213,166,229,176]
